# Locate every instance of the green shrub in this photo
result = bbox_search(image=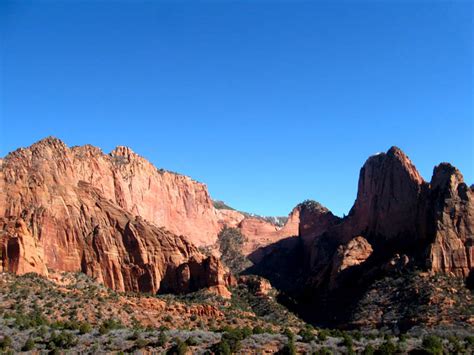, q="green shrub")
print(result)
[79,322,92,334]
[252,325,265,334]
[185,336,198,346]
[465,336,474,347]
[422,335,443,355]
[99,318,123,334]
[211,339,232,355]
[283,328,295,341]
[362,344,375,355]
[0,336,12,349]
[49,331,78,349]
[318,329,329,342]
[166,338,188,355]
[314,347,333,355]
[447,335,464,353]
[376,338,398,355]
[135,337,148,348]
[298,327,314,343]
[217,227,252,274]
[342,333,353,348]
[221,330,243,353]
[157,331,168,346]
[22,338,35,351]
[279,336,297,355]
